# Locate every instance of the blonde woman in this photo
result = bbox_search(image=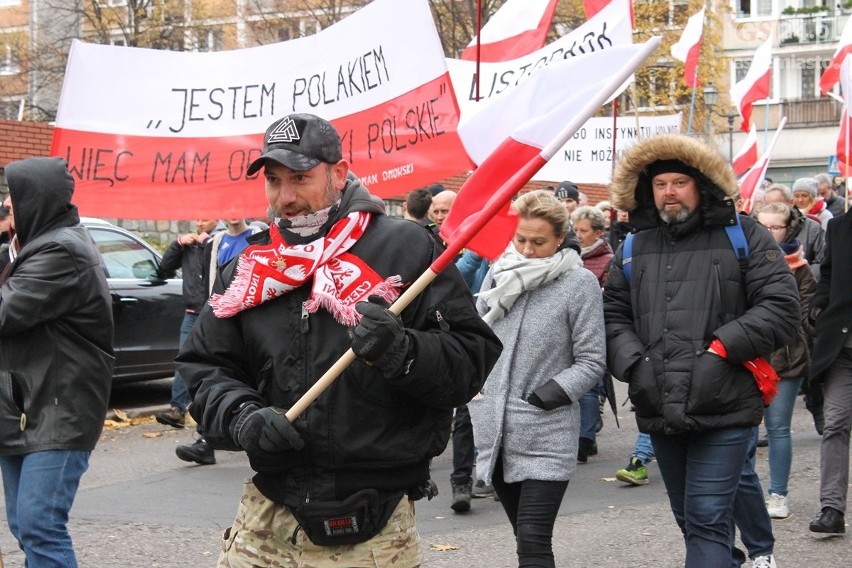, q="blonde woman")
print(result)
[469,190,606,567]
